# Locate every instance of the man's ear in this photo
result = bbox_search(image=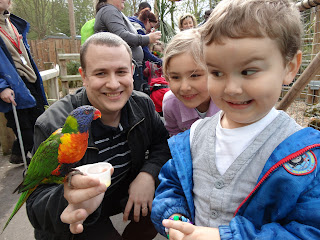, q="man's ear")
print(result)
[283,50,302,85]
[131,63,135,76]
[79,67,87,86]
